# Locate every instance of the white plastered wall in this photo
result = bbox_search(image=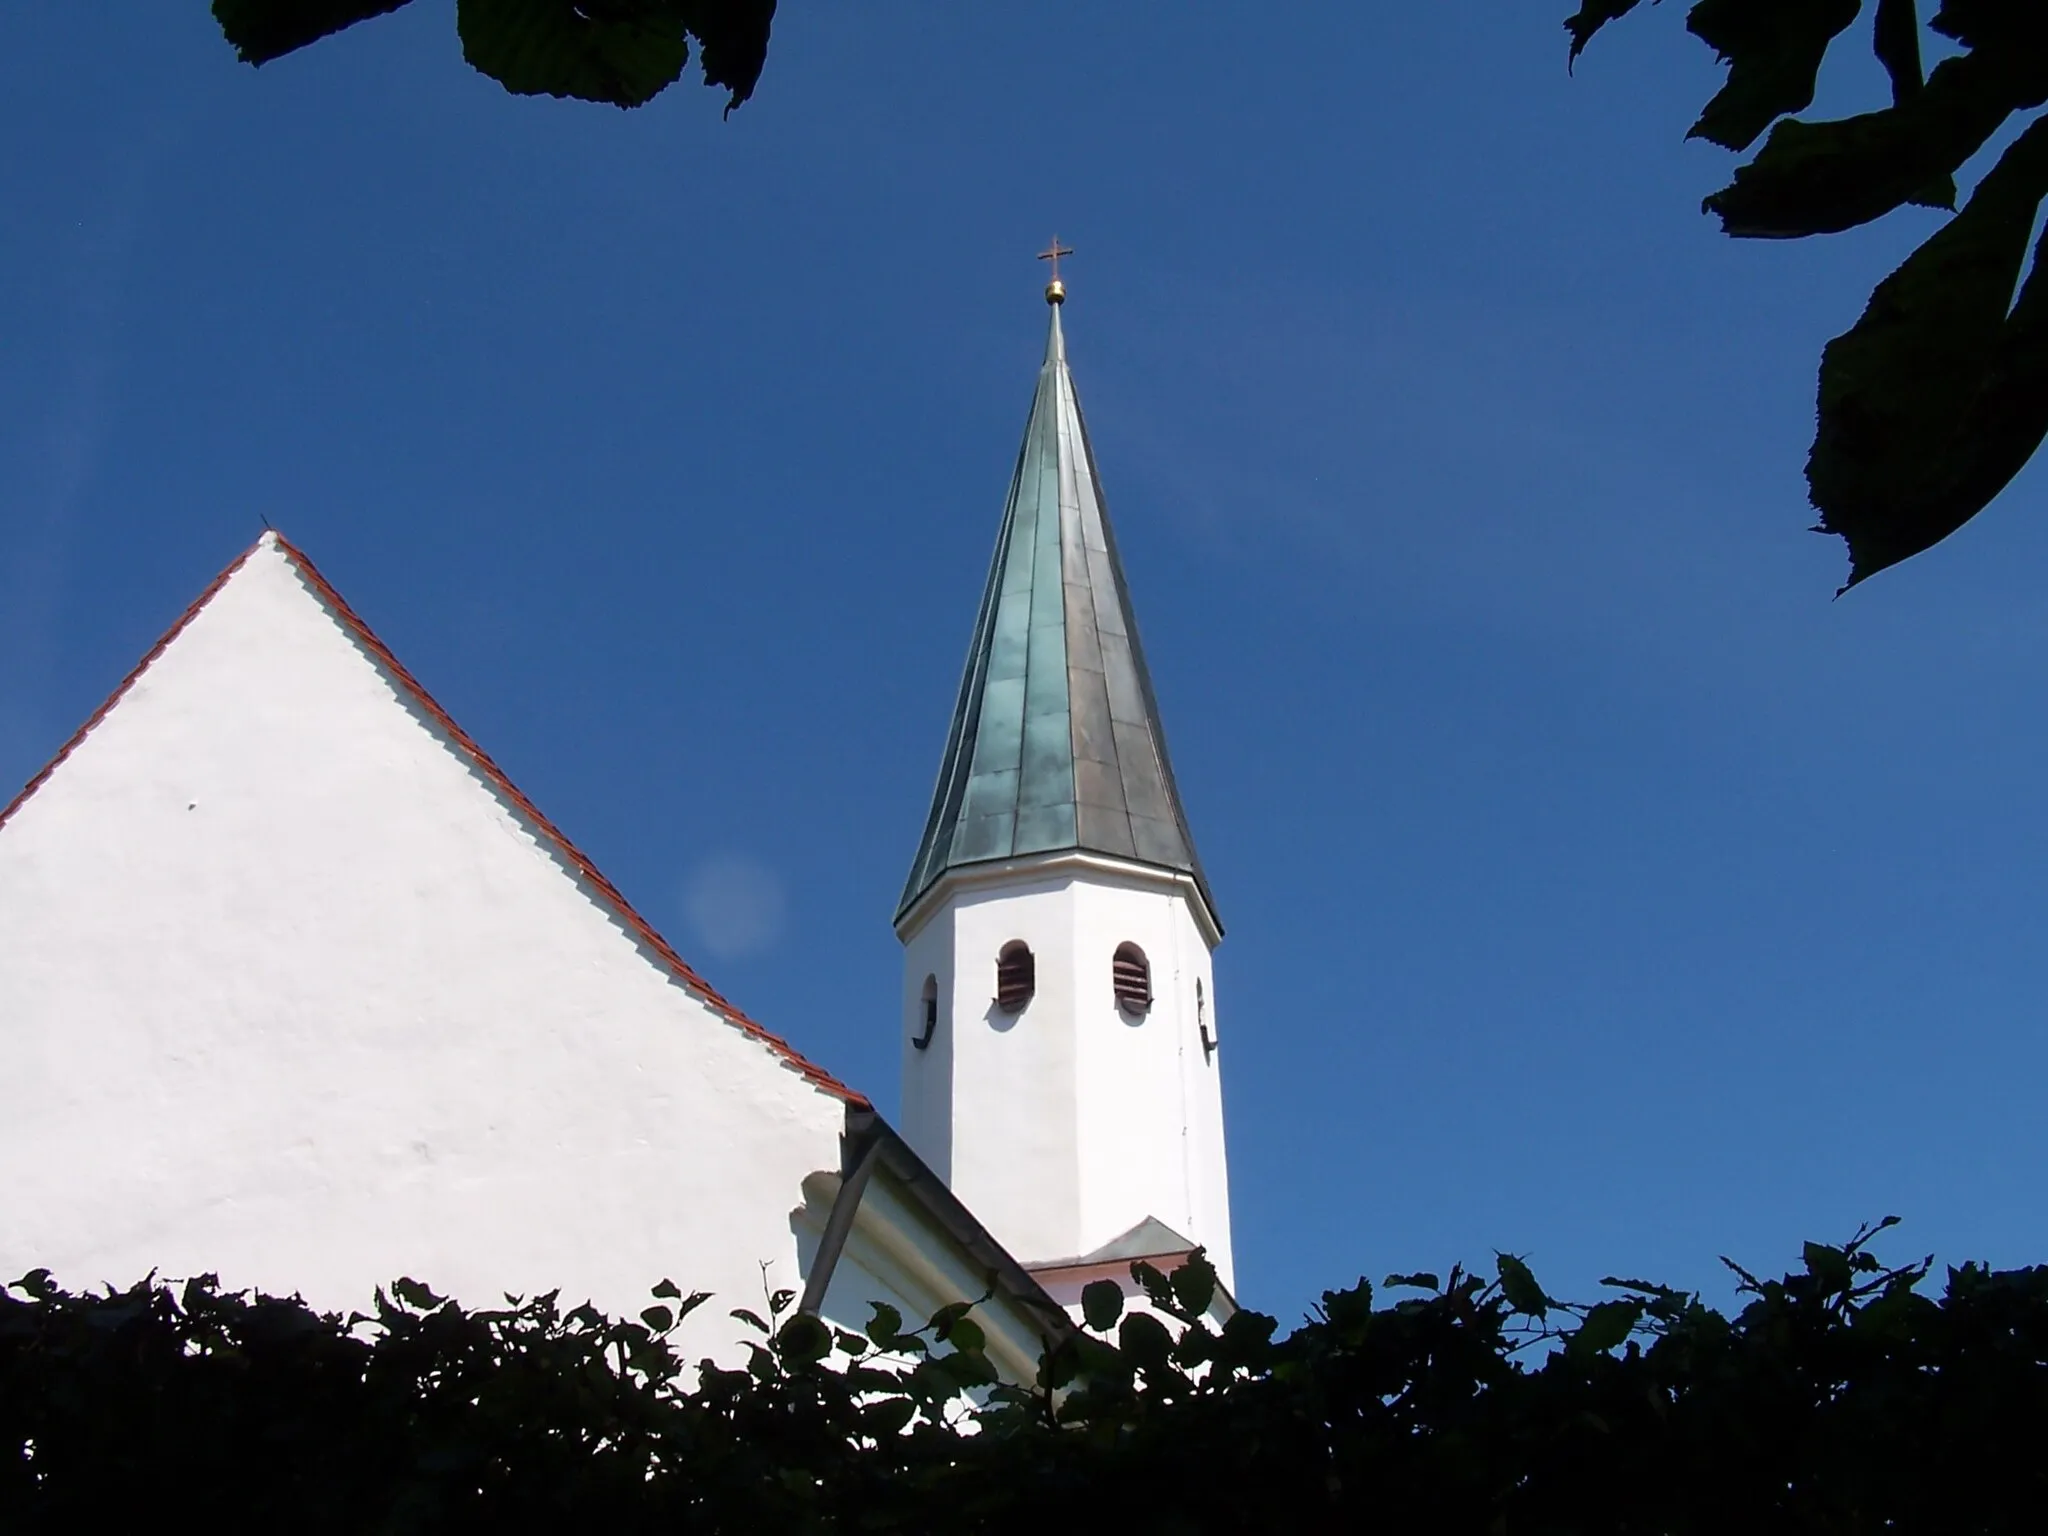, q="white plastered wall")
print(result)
[899,861,1233,1290]
[0,538,872,1364]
